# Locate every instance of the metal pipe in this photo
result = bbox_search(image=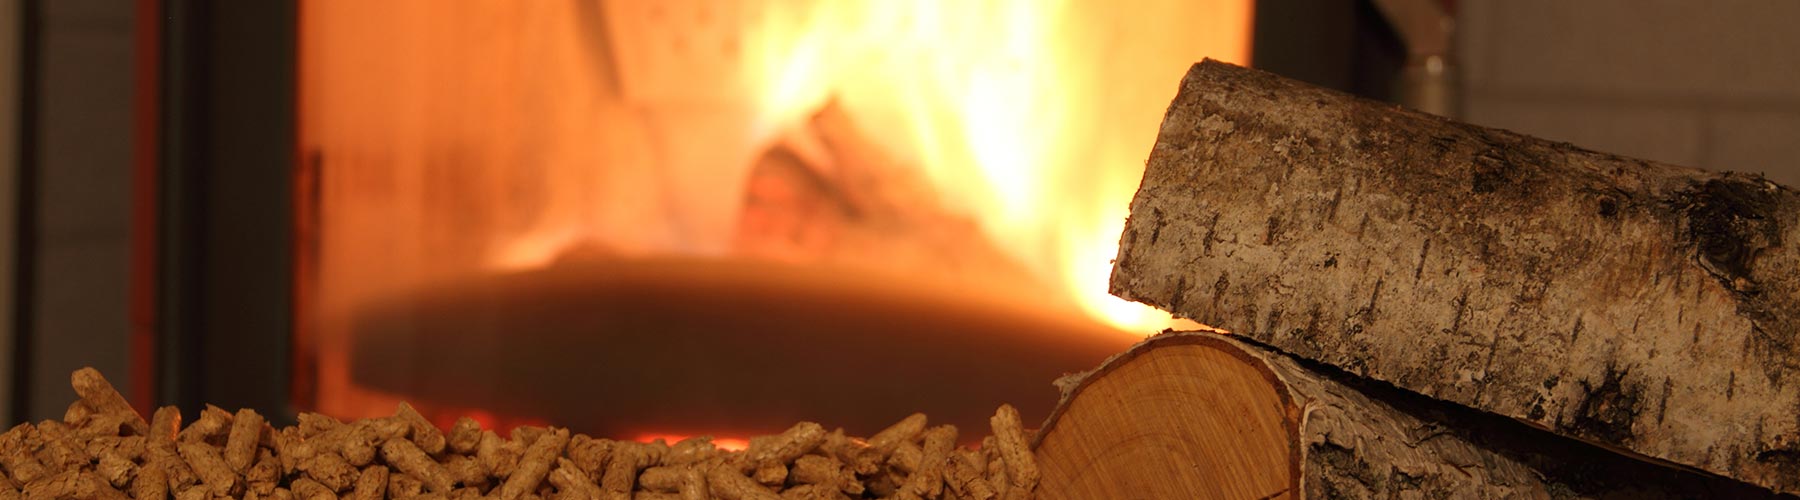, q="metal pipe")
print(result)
[1372,0,1459,117]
